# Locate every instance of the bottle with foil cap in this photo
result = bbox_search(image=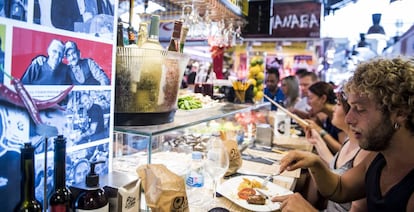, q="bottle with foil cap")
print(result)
[141,15,163,50]
[179,25,189,53]
[136,22,148,47]
[116,18,124,47]
[167,20,183,52]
